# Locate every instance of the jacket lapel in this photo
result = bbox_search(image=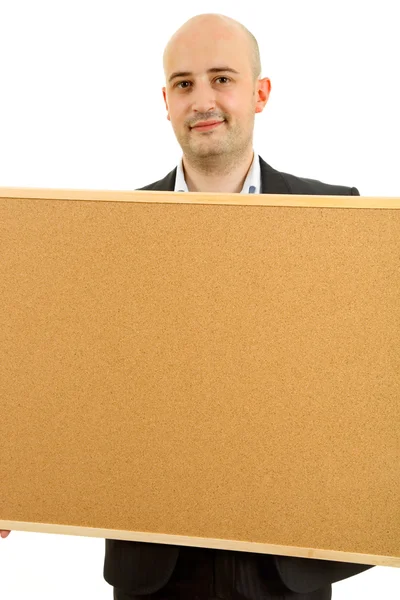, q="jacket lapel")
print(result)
[259,156,291,194]
[146,168,177,191]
